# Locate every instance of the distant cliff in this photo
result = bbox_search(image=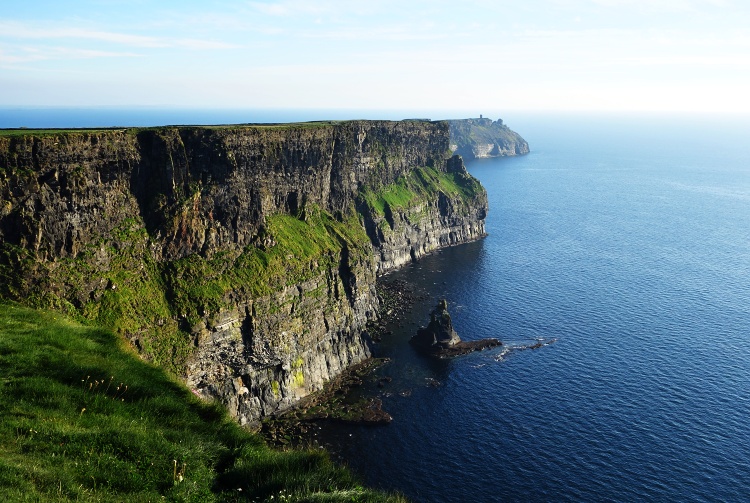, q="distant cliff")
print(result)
[449,117,529,159]
[0,121,487,424]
